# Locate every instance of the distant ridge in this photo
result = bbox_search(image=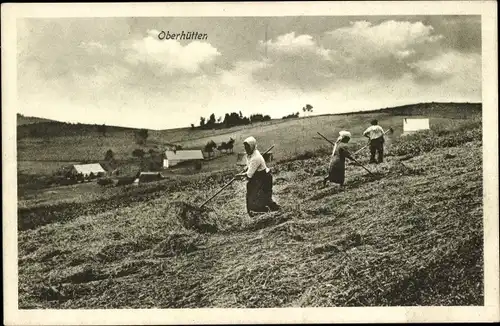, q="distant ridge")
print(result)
[17,102,481,135]
[337,102,482,117]
[17,114,55,126]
